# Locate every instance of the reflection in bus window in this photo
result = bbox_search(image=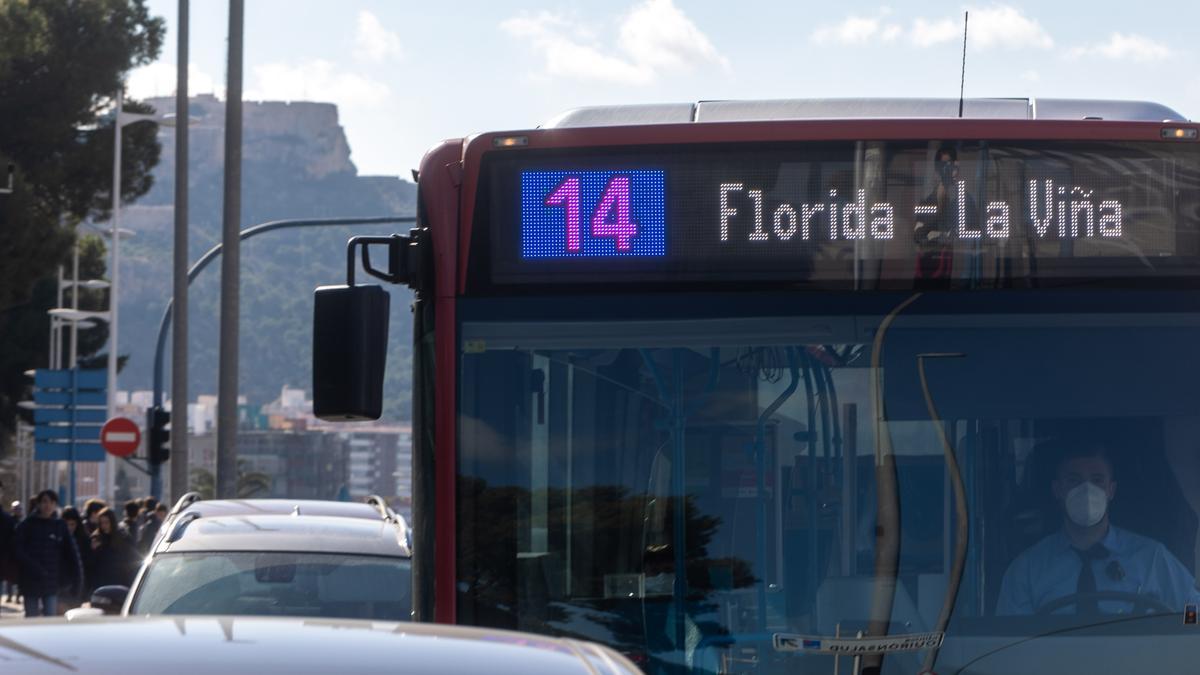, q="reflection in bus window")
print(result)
[457,291,1200,674]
